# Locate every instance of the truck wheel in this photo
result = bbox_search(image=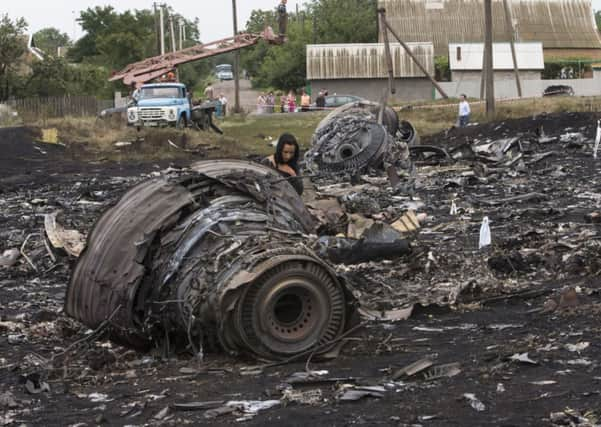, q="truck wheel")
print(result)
[176,115,187,130]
